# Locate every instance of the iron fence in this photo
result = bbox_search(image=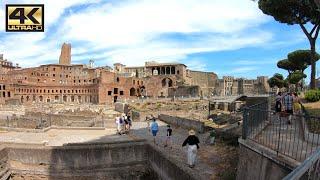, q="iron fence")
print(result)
[242,102,320,162]
[283,148,320,180]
